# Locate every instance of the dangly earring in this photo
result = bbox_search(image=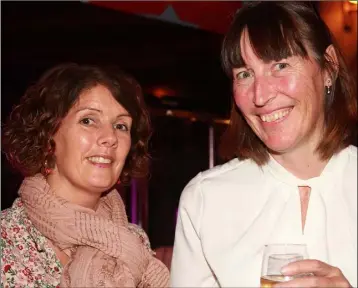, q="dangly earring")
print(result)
[43,139,55,176]
[44,159,52,176]
[325,85,331,95]
[325,78,332,95]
